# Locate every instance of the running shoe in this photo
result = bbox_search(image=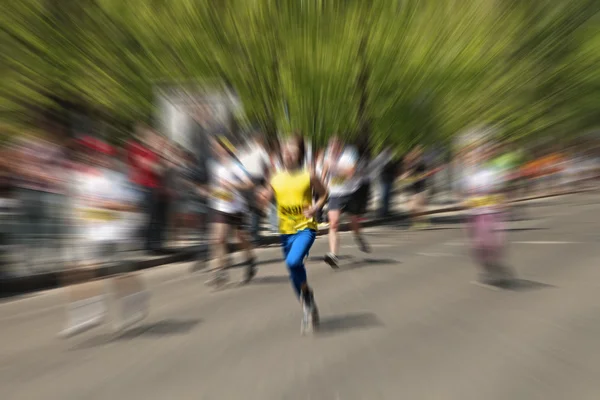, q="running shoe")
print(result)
[242,257,257,284]
[205,269,229,287]
[354,234,371,253]
[324,252,339,269]
[300,289,319,335]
